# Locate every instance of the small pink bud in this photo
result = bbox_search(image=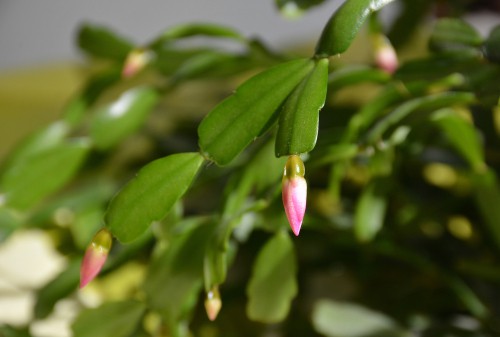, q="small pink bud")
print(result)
[282,155,307,236]
[204,286,222,321]
[122,49,153,78]
[80,228,112,289]
[372,34,398,74]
